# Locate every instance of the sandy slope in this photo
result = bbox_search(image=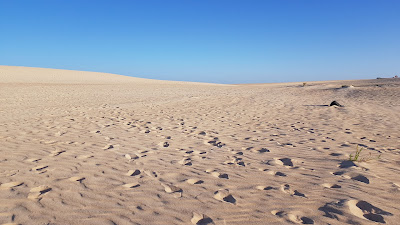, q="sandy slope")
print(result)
[0,66,399,225]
